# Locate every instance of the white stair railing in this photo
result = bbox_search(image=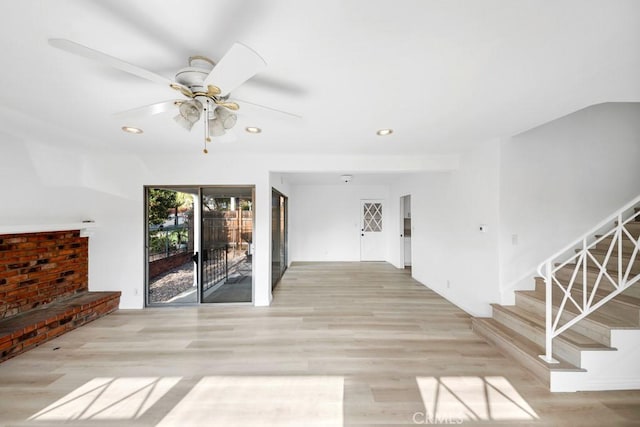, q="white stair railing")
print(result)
[537,195,640,363]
